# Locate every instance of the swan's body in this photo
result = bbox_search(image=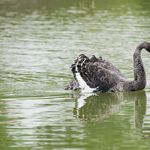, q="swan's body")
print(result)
[64,41,150,92]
